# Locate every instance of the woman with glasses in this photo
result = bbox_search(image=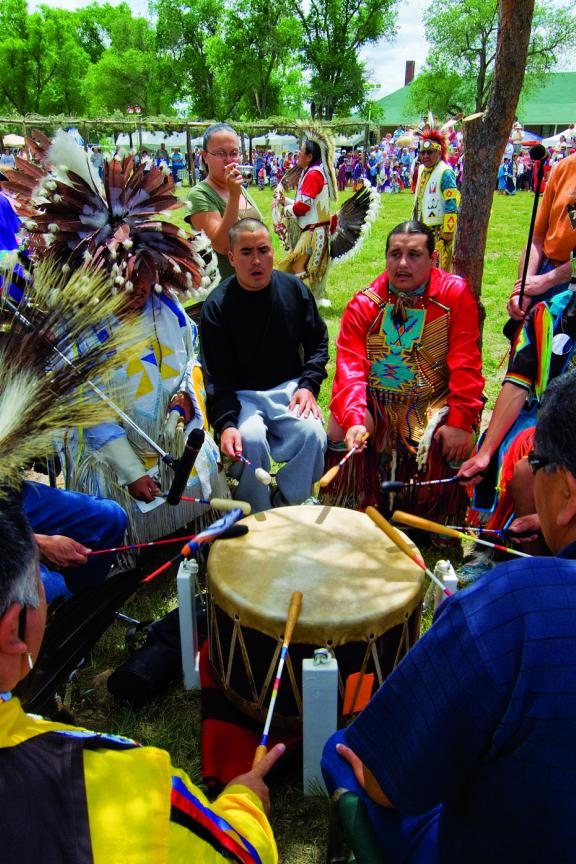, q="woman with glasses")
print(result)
[186,123,261,282]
